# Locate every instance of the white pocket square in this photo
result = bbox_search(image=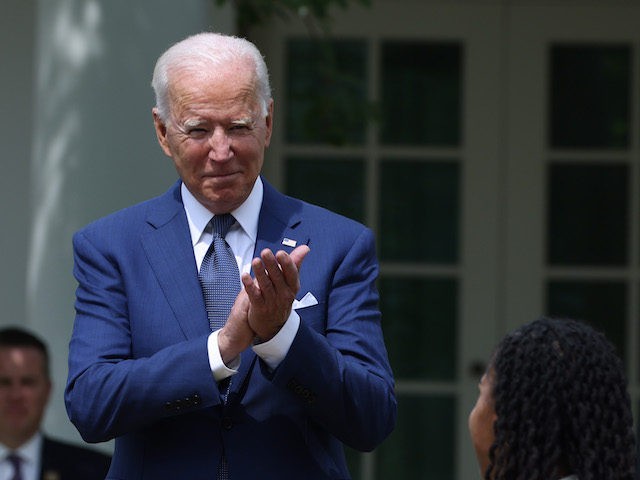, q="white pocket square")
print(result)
[293,292,318,310]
